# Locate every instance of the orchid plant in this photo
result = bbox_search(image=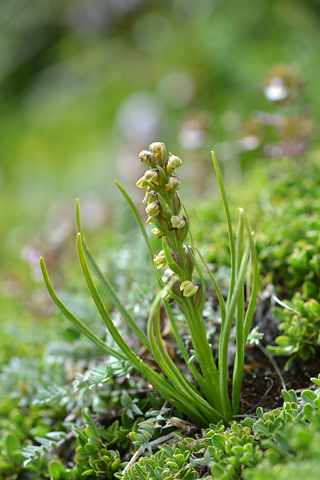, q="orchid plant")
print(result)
[40,143,259,426]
